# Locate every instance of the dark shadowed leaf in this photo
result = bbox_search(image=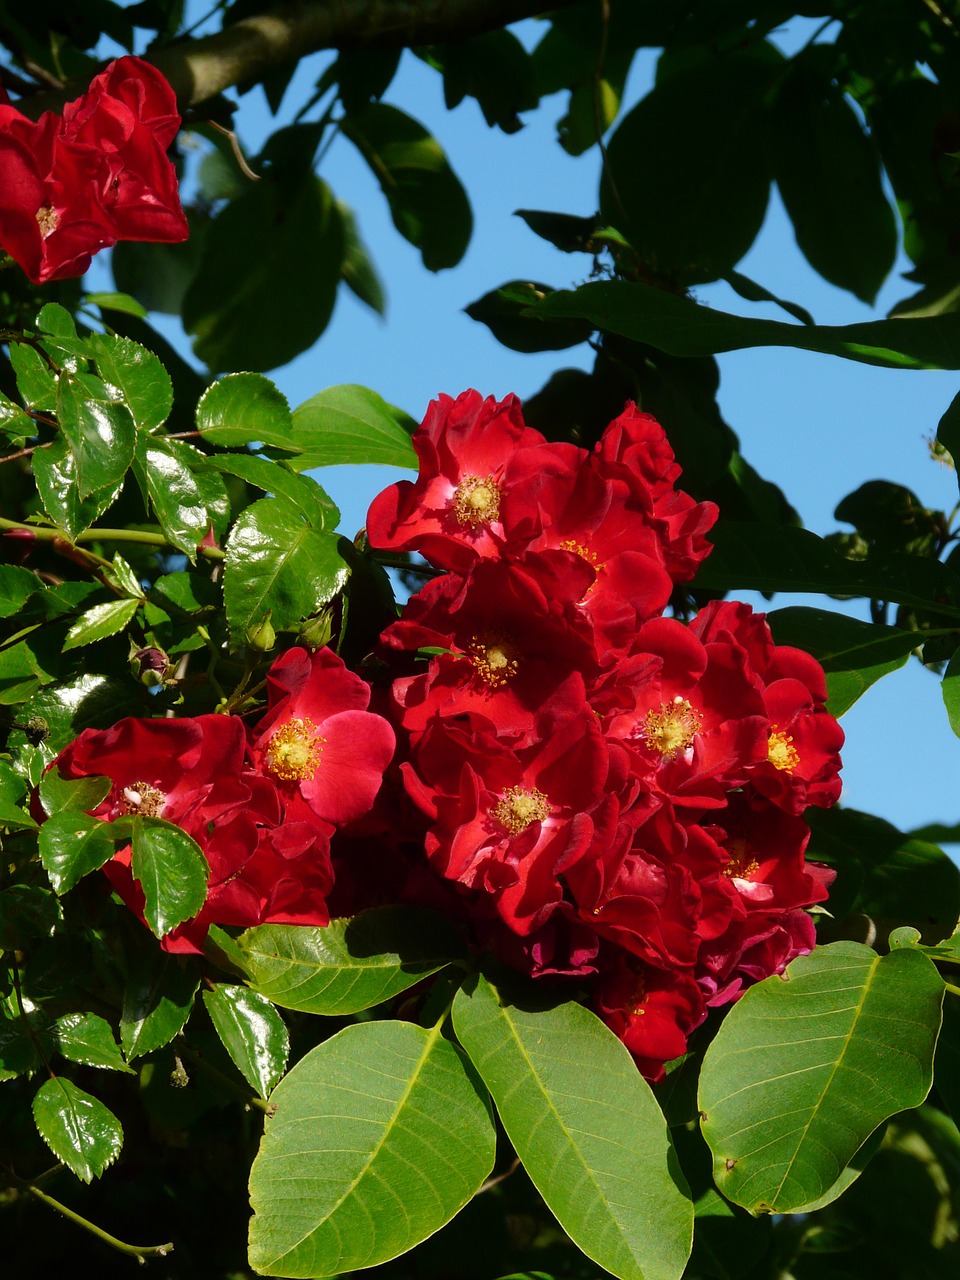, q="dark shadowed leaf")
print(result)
[452,974,693,1280]
[465,281,594,352]
[342,103,472,271]
[0,565,40,618]
[699,942,943,1214]
[234,906,466,1014]
[248,1019,496,1276]
[32,1078,123,1182]
[120,948,200,1060]
[203,984,289,1098]
[338,200,386,314]
[942,648,960,738]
